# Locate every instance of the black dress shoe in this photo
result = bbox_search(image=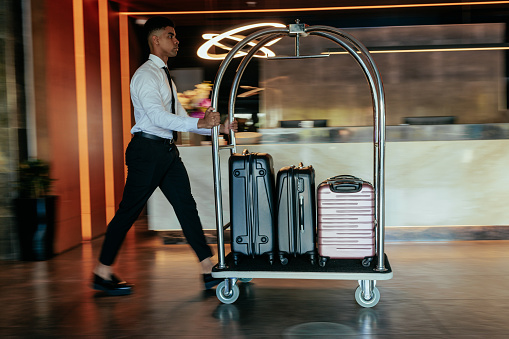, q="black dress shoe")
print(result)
[203,273,222,290]
[92,274,132,296]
